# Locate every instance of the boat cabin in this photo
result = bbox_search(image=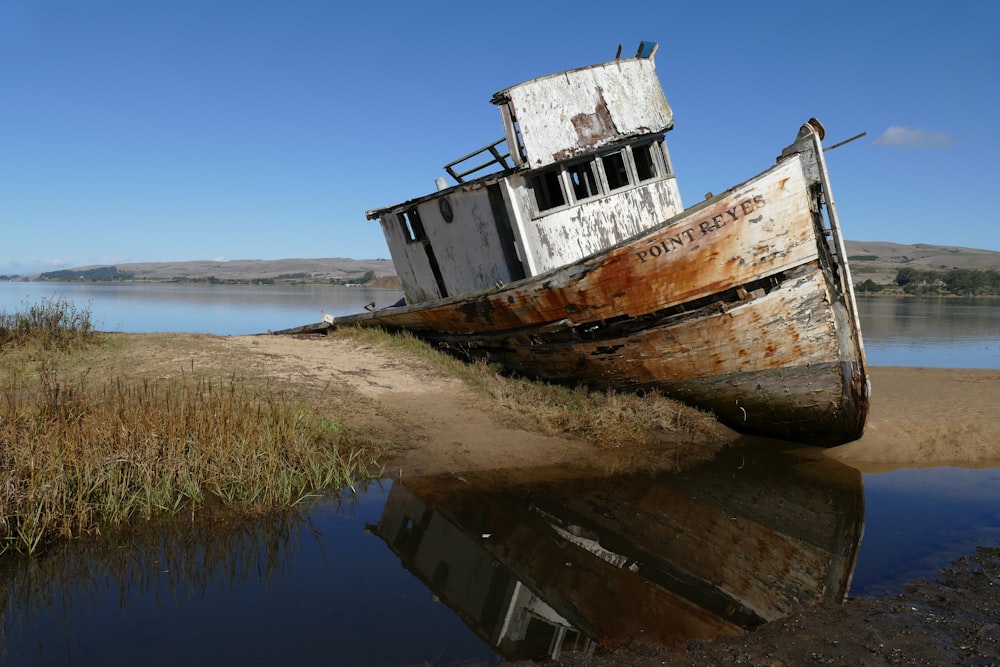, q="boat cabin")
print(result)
[366,43,684,306]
